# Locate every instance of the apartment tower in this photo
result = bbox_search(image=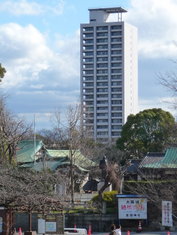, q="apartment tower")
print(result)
[80,7,138,143]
